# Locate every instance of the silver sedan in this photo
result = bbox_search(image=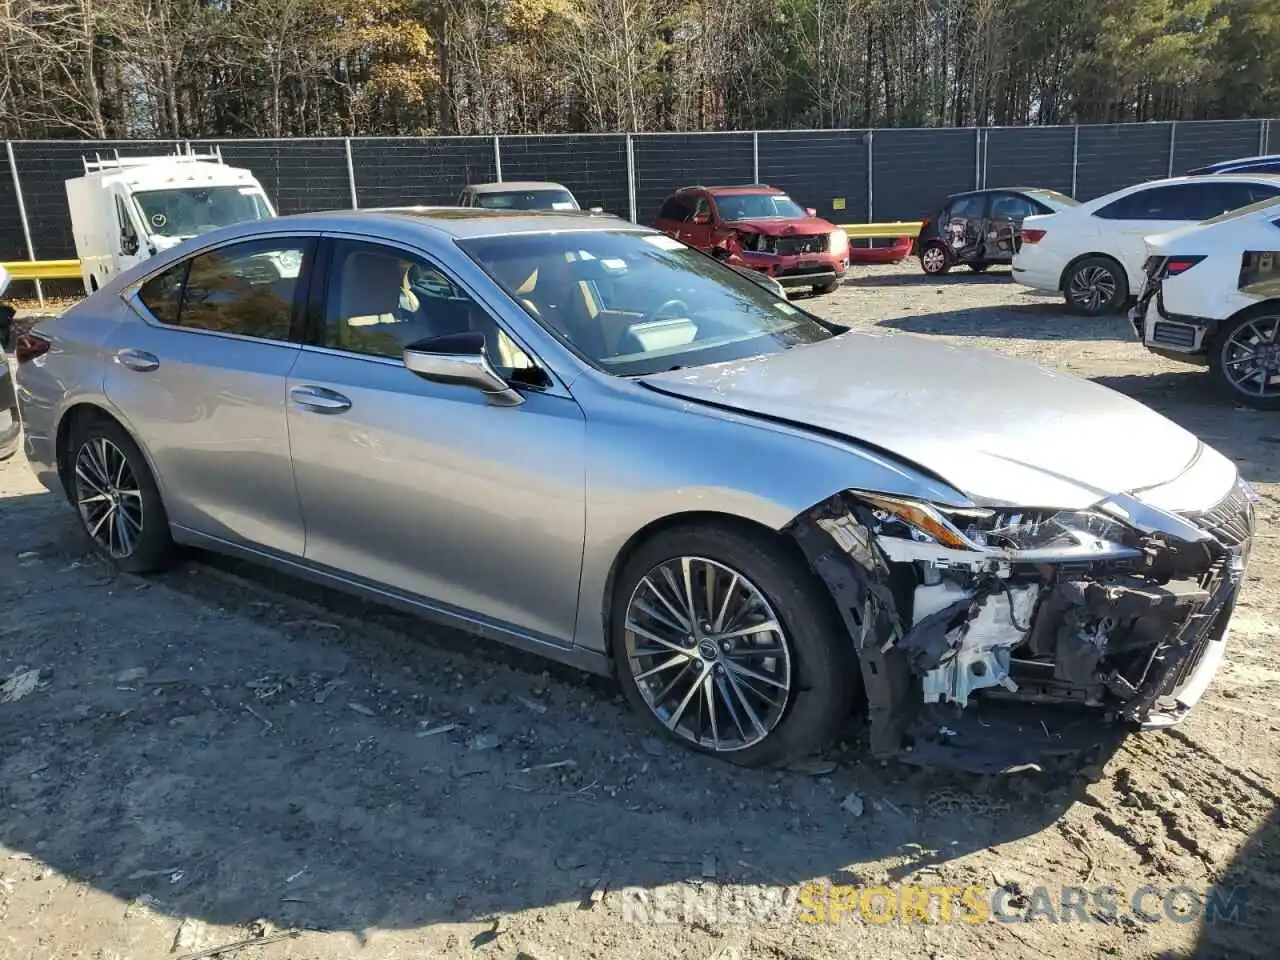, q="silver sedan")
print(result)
[14,209,1257,771]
